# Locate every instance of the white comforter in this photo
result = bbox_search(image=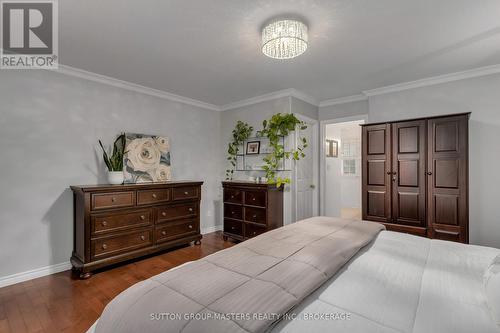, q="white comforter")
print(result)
[269,230,500,333]
[87,230,500,333]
